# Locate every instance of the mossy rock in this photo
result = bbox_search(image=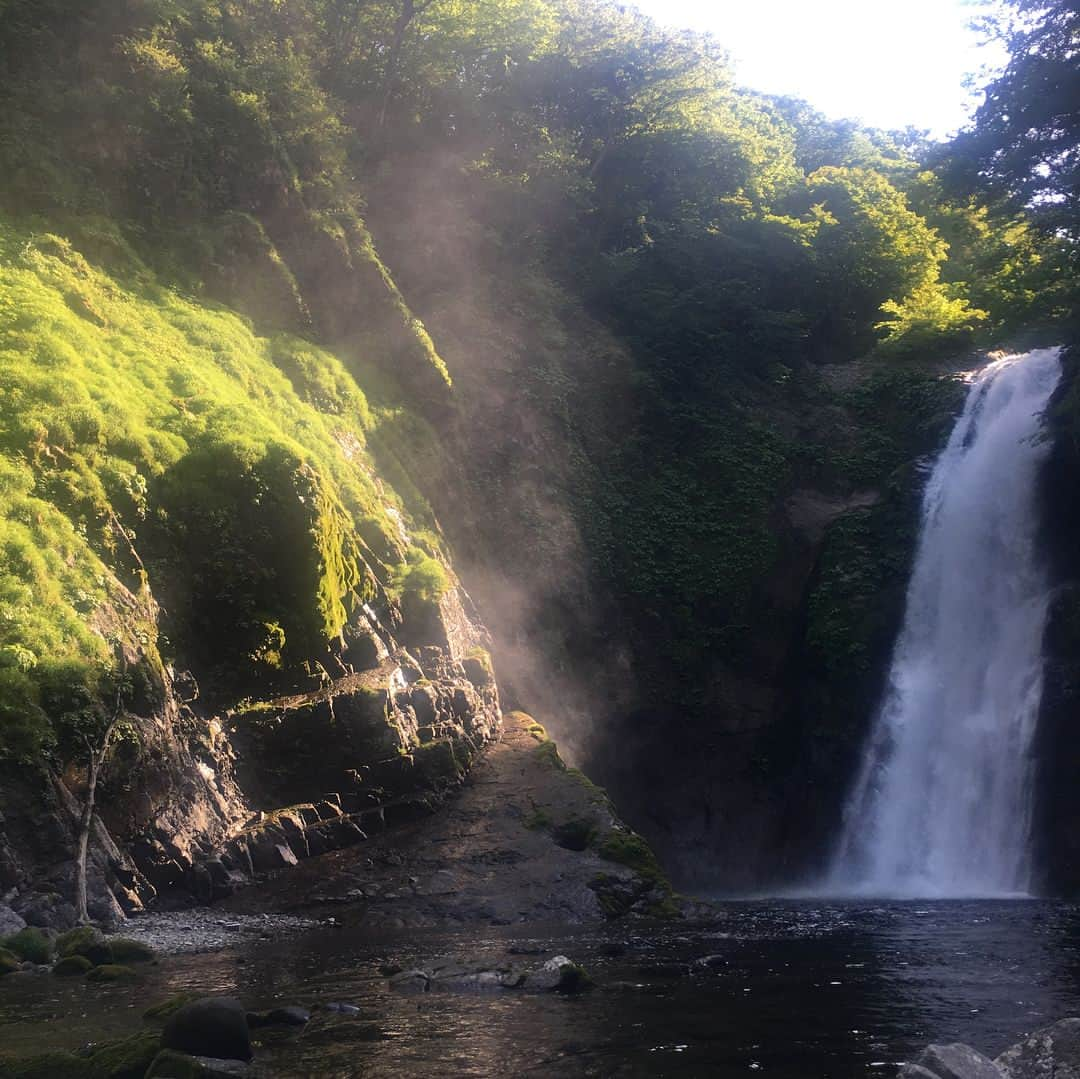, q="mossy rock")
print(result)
[2,927,52,964]
[0,1051,90,1078]
[533,739,564,771]
[554,961,595,993]
[56,926,101,958]
[0,947,19,975]
[84,1030,161,1078]
[55,926,114,965]
[53,955,94,976]
[86,963,139,983]
[107,938,155,964]
[597,830,664,880]
[0,1030,160,1079]
[143,993,201,1023]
